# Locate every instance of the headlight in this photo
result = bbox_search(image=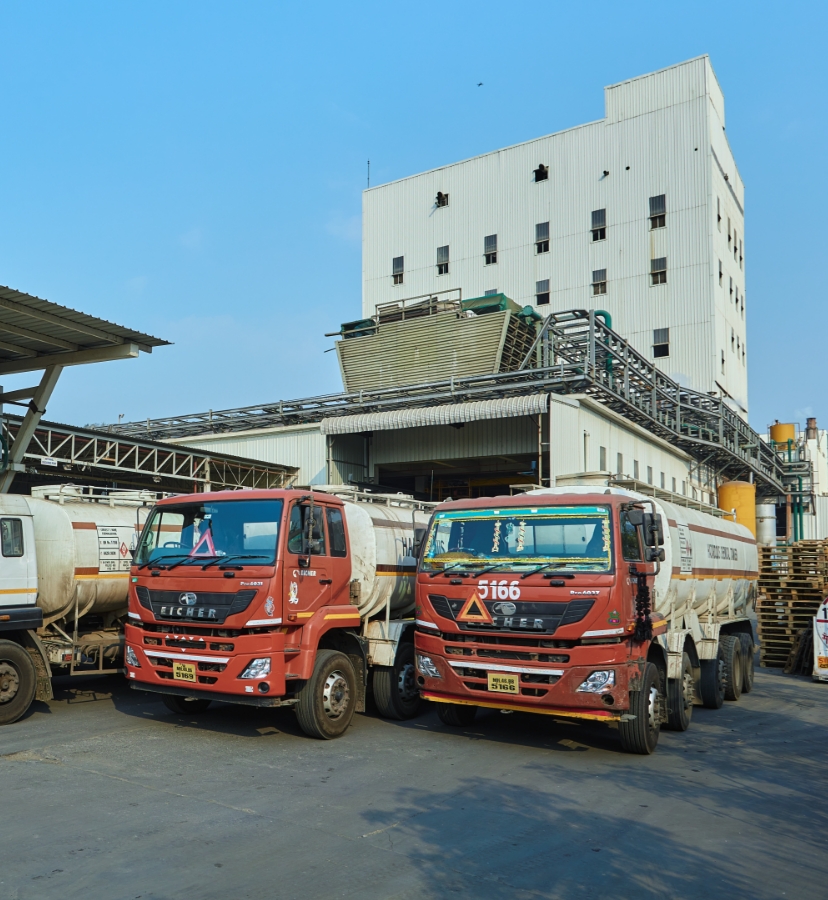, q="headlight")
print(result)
[416,654,442,678]
[577,670,615,693]
[240,658,271,679]
[125,645,140,668]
